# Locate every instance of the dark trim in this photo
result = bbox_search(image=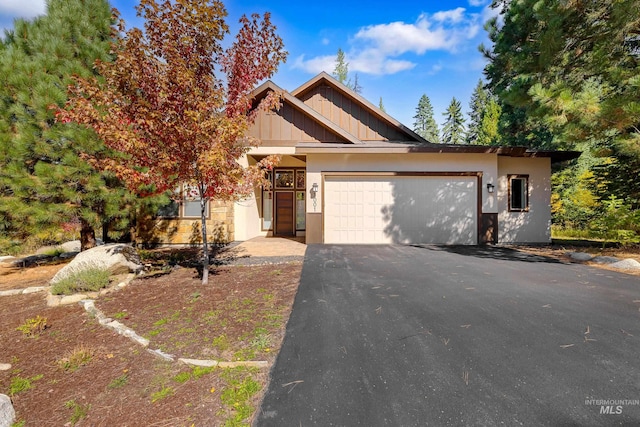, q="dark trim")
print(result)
[508,174,530,212]
[296,142,581,162]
